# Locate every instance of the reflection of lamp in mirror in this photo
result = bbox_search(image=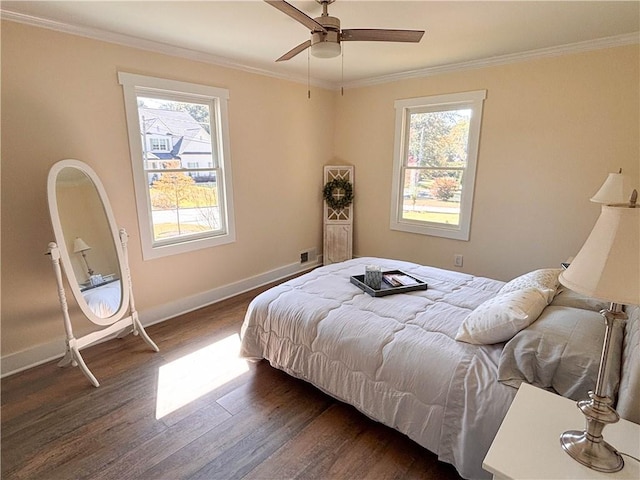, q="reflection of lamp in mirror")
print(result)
[558,190,639,472]
[590,168,633,204]
[73,237,94,277]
